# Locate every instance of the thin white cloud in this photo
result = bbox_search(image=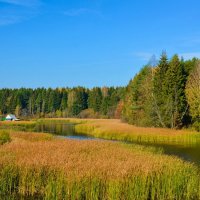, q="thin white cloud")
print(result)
[0,14,22,25]
[0,0,41,26]
[133,52,154,61]
[0,0,40,7]
[133,51,200,63]
[132,52,159,66]
[180,52,200,60]
[63,8,102,17]
[179,36,200,47]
